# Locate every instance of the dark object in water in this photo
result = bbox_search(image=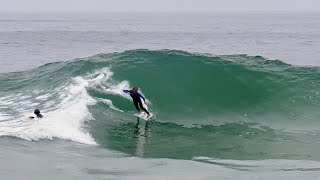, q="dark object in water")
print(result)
[34,109,43,118]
